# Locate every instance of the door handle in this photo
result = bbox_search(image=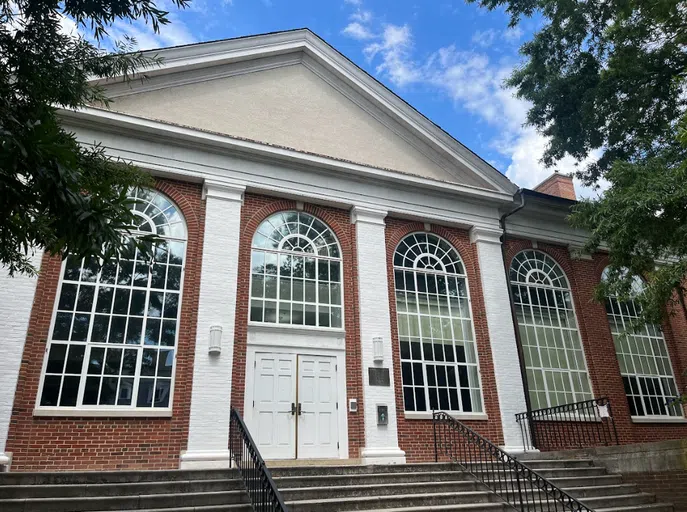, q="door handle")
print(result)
[297,403,302,416]
[291,403,296,416]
